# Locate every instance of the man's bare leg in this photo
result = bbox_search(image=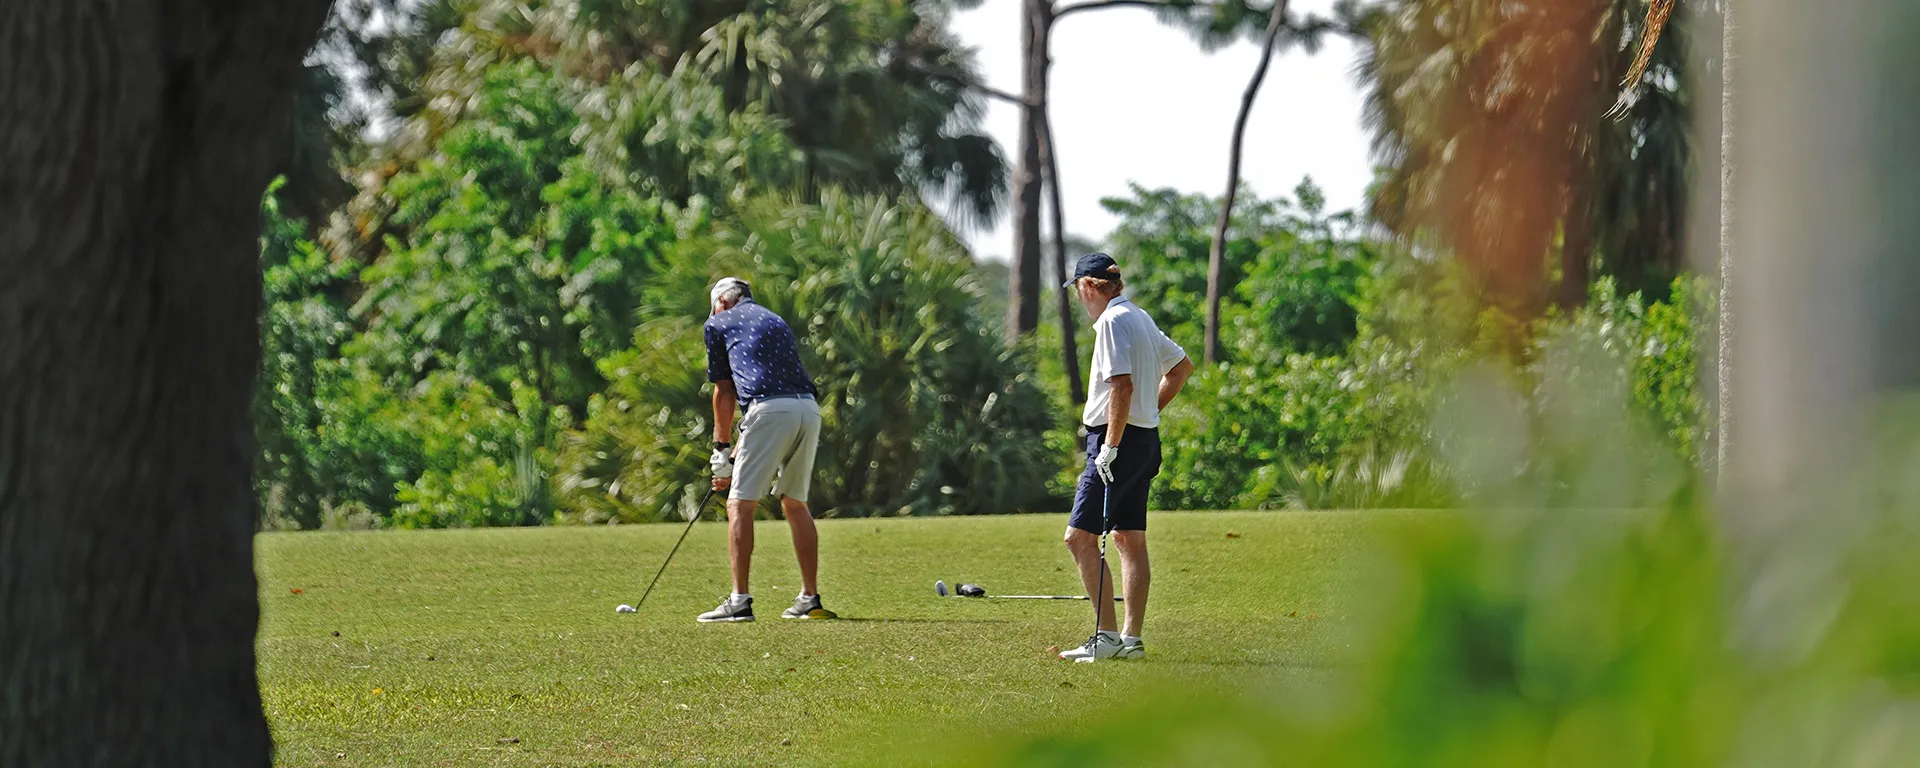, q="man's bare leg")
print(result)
[1113,531,1150,637]
[781,496,819,595]
[726,498,756,594]
[1065,527,1118,632]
